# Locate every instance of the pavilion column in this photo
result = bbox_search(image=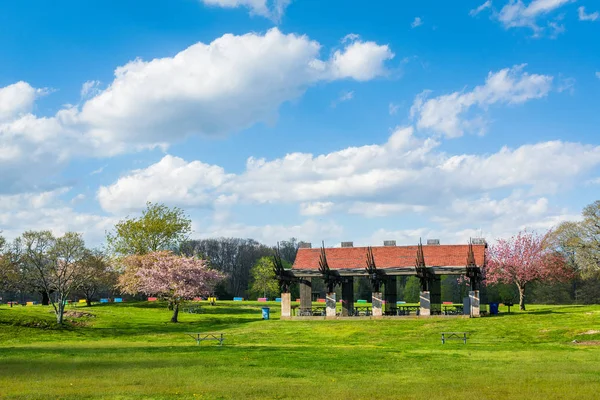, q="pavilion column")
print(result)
[419,291,431,316]
[384,277,397,314]
[469,290,480,317]
[429,276,441,315]
[280,292,291,319]
[372,292,383,317]
[299,278,312,315]
[341,278,354,316]
[326,292,336,318]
